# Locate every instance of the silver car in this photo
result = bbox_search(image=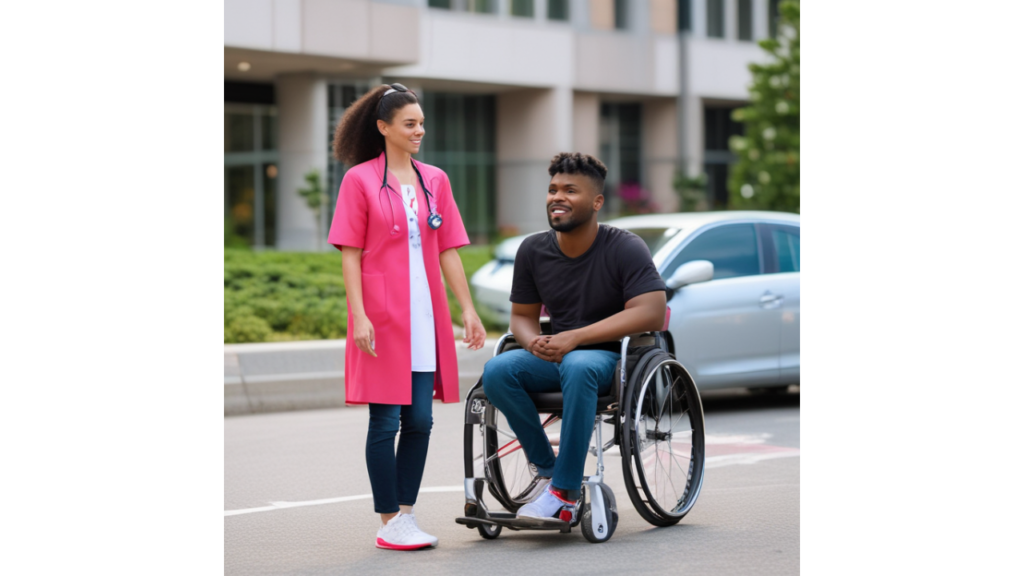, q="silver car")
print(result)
[470,211,800,392]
